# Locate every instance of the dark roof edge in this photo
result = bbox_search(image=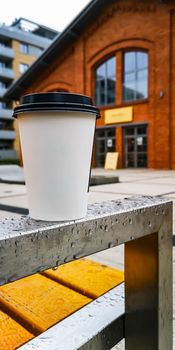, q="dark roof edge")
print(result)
[5,0,108,100]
